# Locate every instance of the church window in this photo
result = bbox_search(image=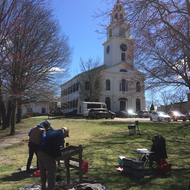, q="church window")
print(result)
[136,82,140,92]
[72,99,75,108]
[106,79,110,90]
[136,99,141,111]
[119,5,121,10]
[119,27,125,37]
[120,69,127,72]
[121,53,125,61]
[119,14,123,22]
[76,82,79,91]
[109,29,112,38]
[85,82,90,90]
[106,97,111,110]
[120,79,128,91]
[95,80,99,89]
[114,14,118,21]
